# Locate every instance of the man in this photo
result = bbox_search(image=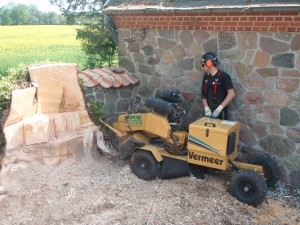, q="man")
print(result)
[201,52,235,120]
